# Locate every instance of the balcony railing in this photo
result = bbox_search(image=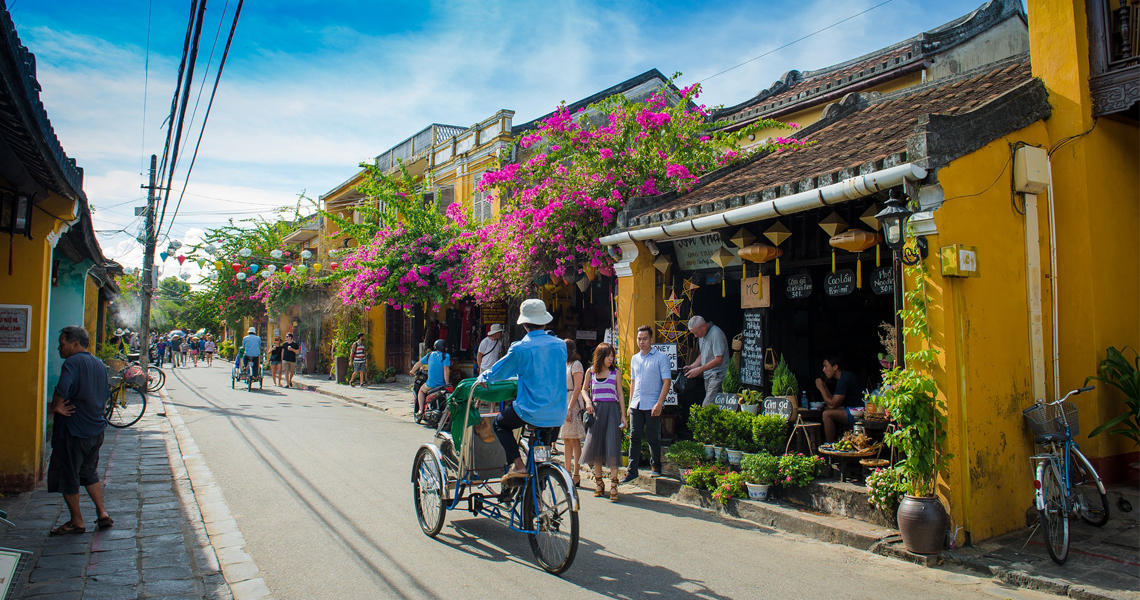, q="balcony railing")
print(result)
[1087,0,1140,117]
